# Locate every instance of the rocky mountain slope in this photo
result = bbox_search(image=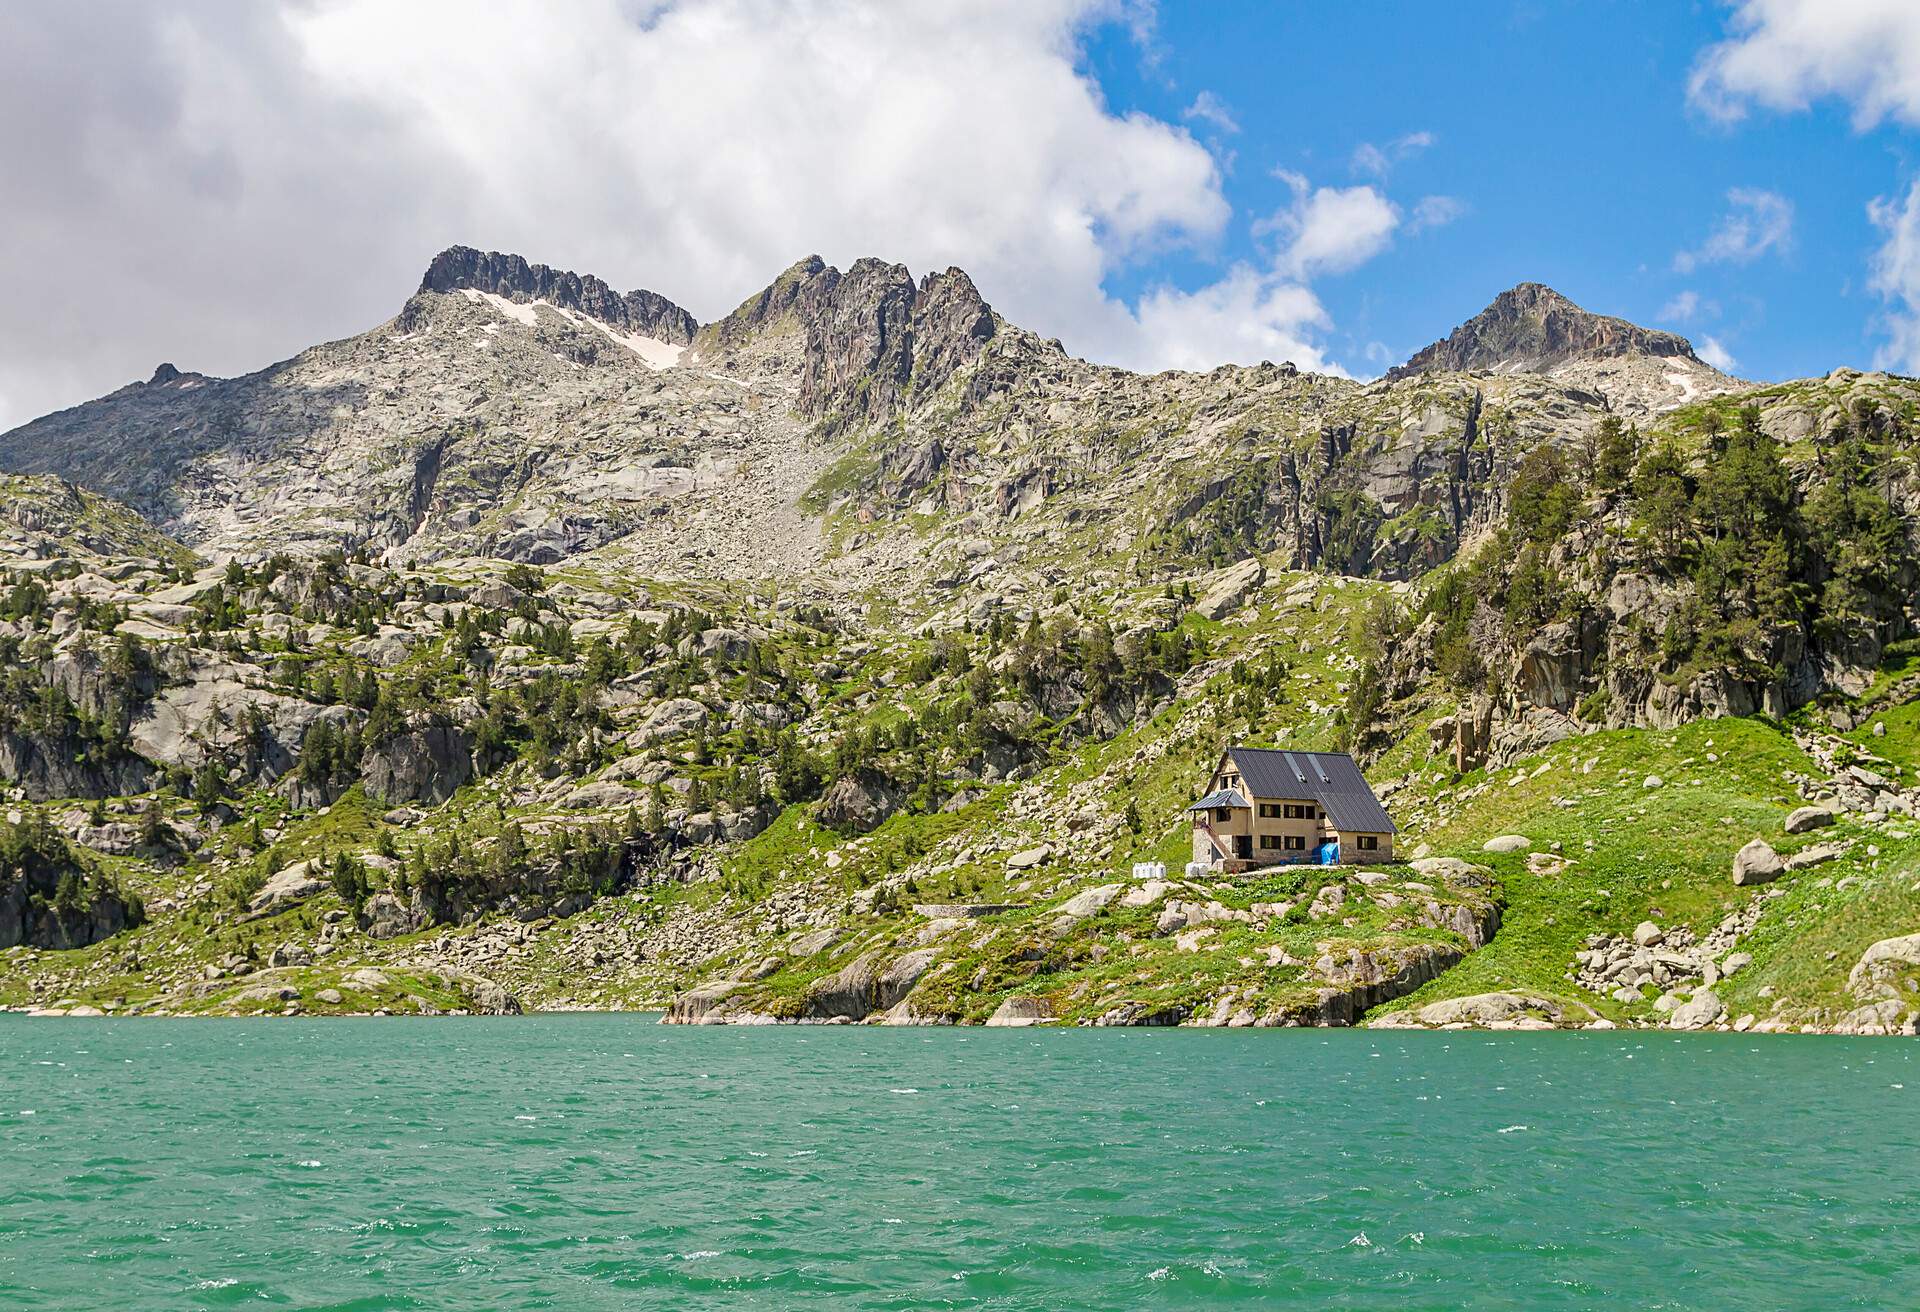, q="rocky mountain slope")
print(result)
[0,248,1003,581]
[1,248,1918,1034]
